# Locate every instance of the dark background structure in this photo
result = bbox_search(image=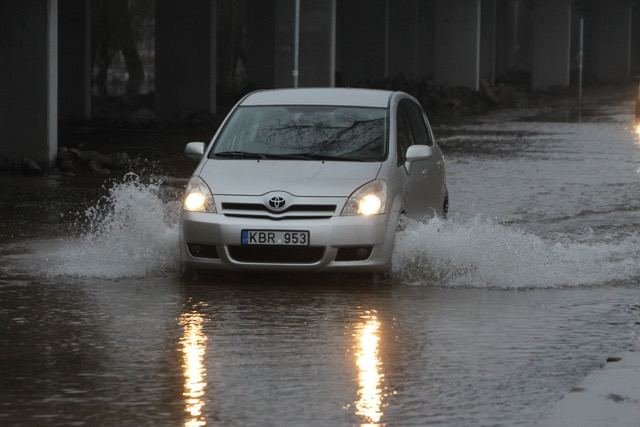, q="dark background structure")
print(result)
[1,0,639,170]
